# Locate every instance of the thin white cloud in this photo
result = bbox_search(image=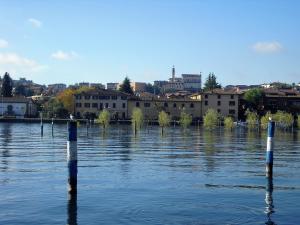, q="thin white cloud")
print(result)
[0,39,8,48]
[252,41,283,53]
[51,50,79,60]
[28,18,42,28]
[0,52,46,73]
